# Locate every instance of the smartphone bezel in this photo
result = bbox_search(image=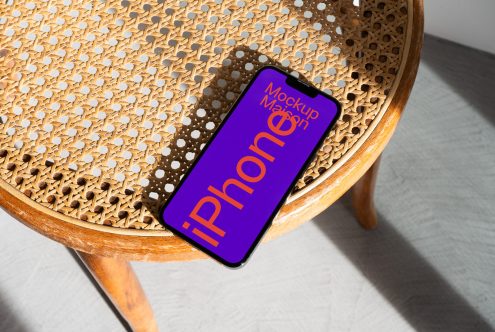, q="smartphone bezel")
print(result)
[159,65,342,268]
